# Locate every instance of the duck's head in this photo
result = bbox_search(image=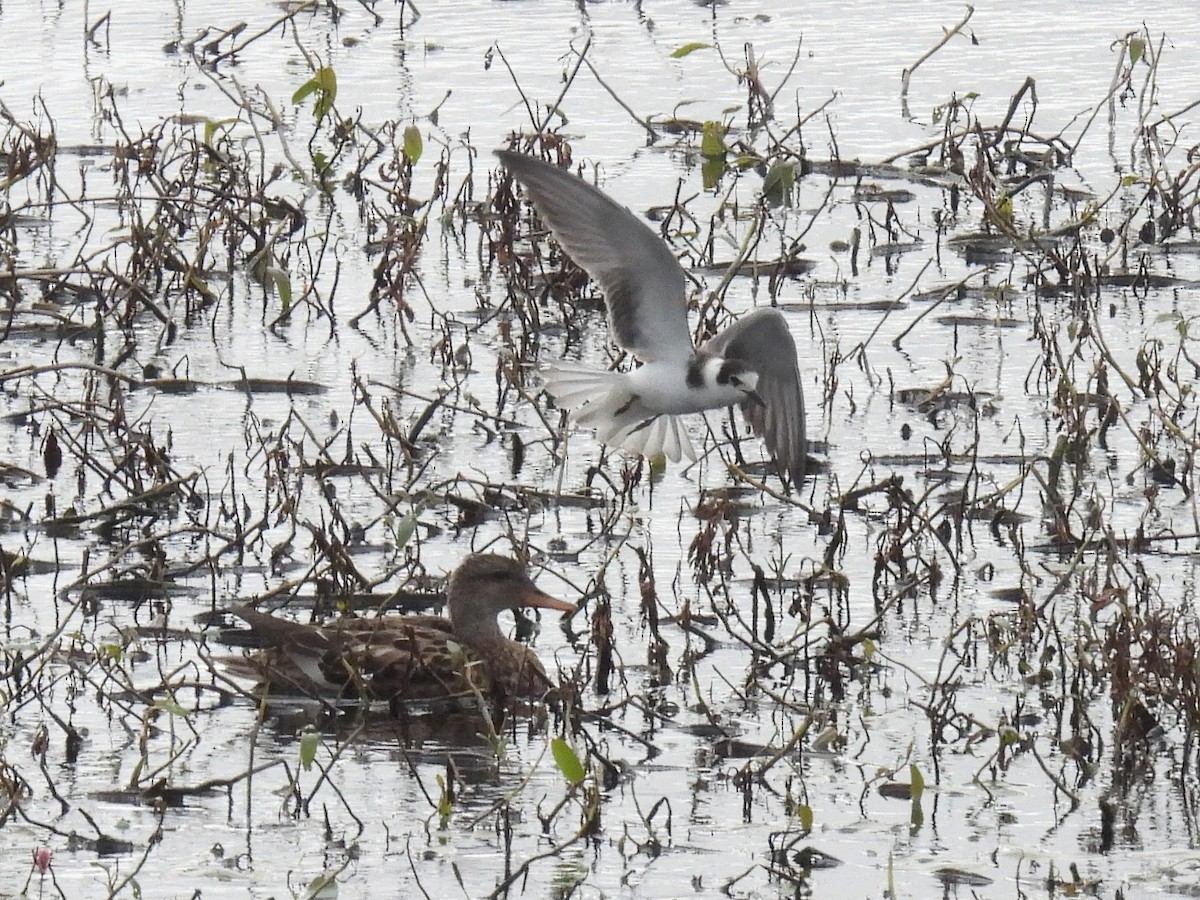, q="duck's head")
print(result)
[447,554,574,635]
